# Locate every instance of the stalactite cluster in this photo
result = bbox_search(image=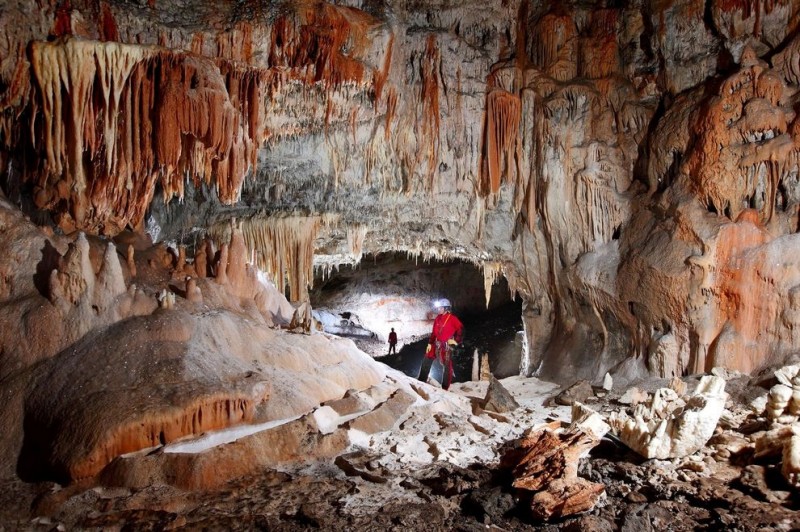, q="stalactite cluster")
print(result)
[527,9,577,82]
[27,38,266,234]
[268,3,379,88]
[210,215,336,302]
